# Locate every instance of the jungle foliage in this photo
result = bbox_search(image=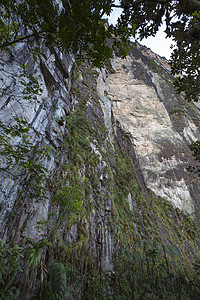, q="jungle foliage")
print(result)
[1,237,200,299]
[0,0,199,99]
[0,1,200,299]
